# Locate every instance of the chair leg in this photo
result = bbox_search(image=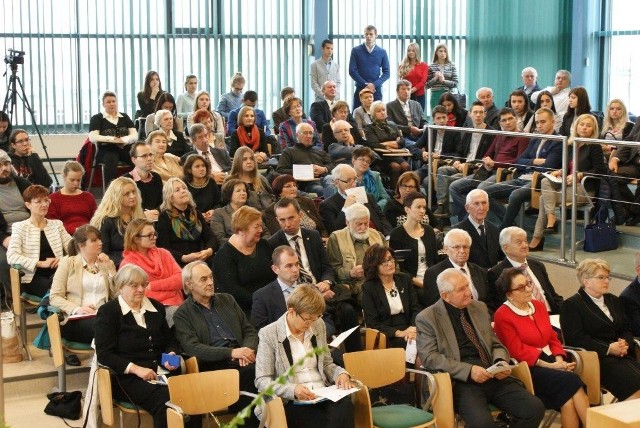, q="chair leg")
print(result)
[57,363,66,392]
[86,165,96,192]
[19,309,32,361]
